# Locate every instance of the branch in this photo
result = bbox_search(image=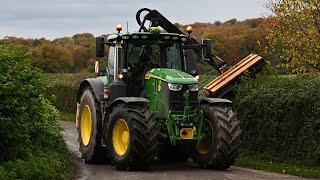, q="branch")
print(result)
[285,0,316,47]
[309,0,320,37]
